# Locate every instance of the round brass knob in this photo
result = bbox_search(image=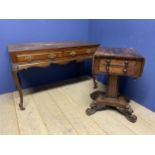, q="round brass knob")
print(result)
[70,51,76,56]
[48,53,56,59]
